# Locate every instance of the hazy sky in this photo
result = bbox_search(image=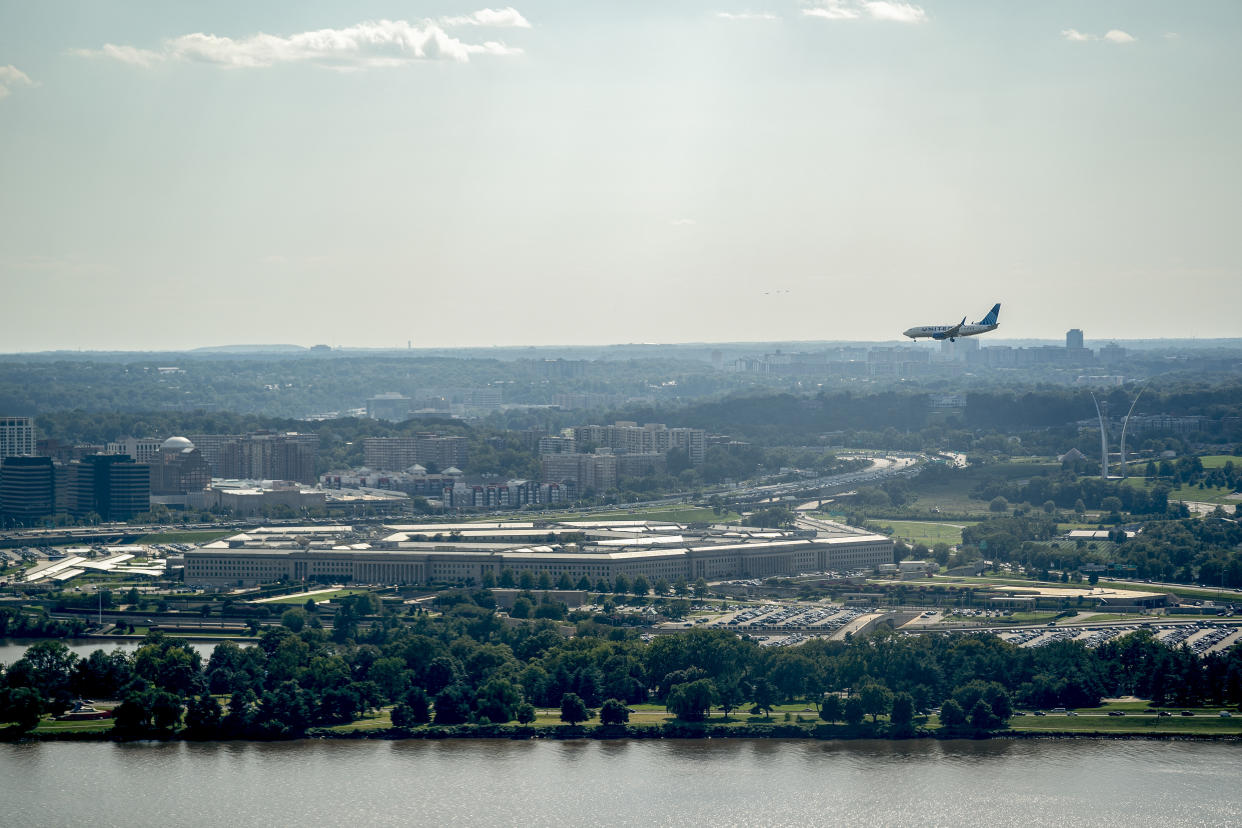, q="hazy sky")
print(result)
[1,1,1239,350]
